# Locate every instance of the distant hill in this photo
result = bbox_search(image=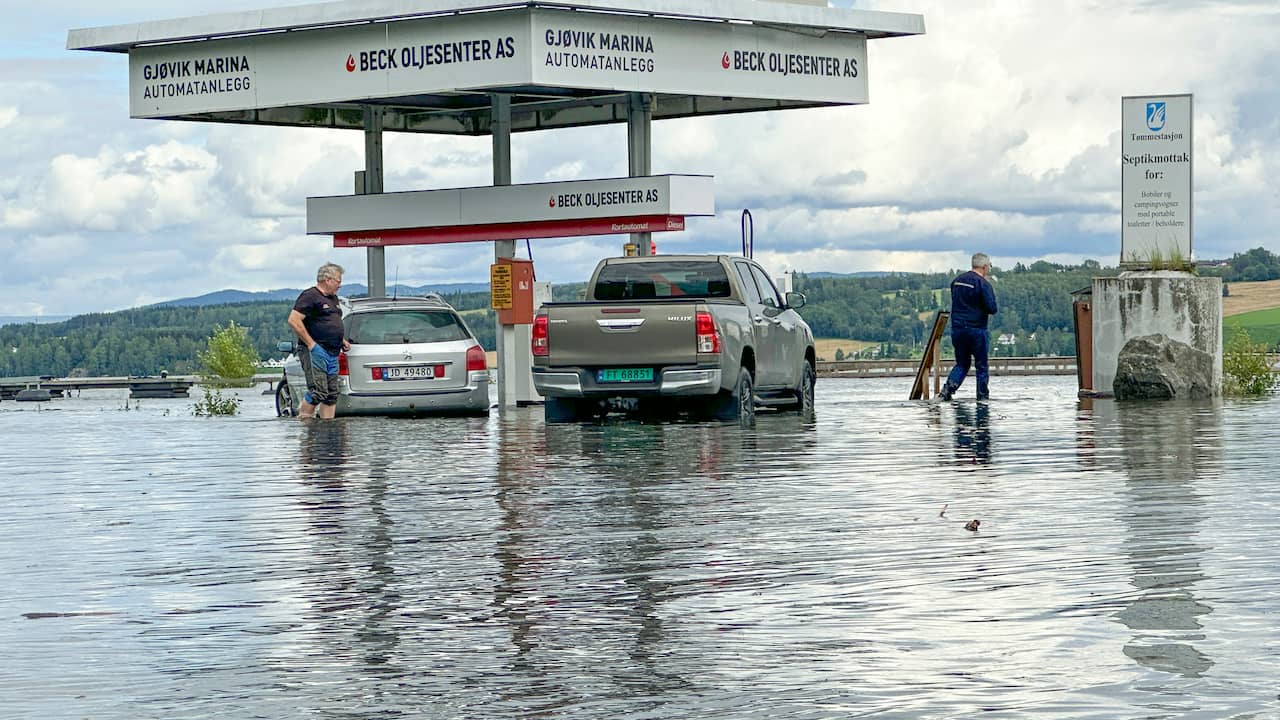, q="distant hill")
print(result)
[0,315,72,327]
[155,282,492,307]
[804,271,897,279]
